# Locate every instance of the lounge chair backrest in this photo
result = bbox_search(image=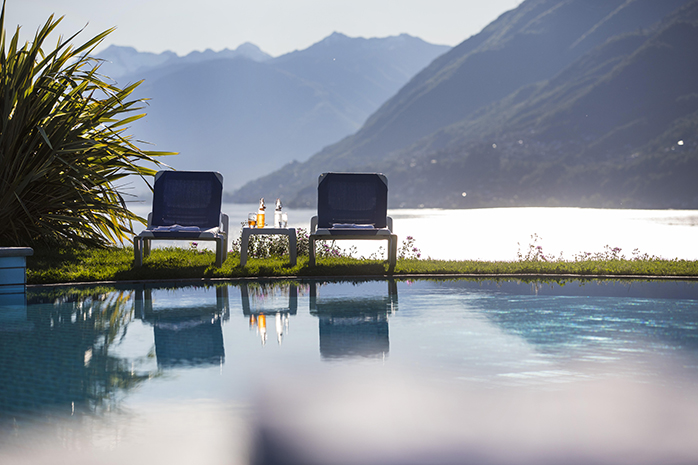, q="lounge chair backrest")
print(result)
[151,171,223,229]
[317,173,388,229]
